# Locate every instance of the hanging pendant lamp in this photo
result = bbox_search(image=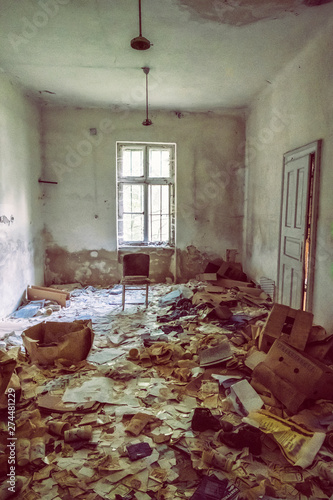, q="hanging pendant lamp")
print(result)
[142,67,152,126]
[131,0,151,50]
